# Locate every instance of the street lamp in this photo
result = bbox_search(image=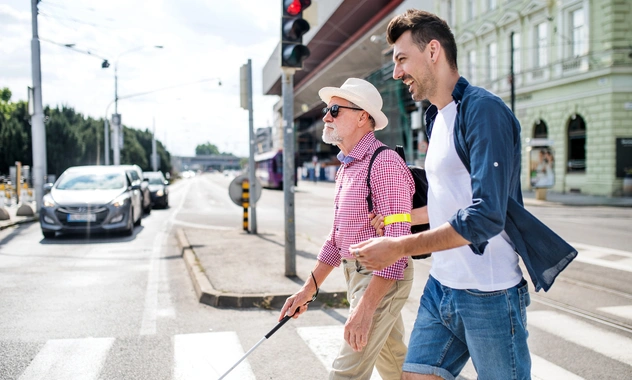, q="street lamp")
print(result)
[103,45,163,165]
